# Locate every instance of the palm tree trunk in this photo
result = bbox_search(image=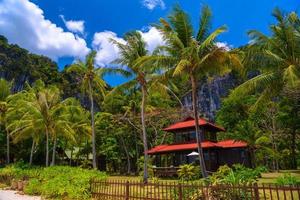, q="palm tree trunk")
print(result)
[6,129,10,165]
[88,79,97,169]
[120,137,131,174]
[291,127,297,169]
[29,140,35,165]
[141,85,149,183]
[191,75,208,178]
[250,147,256,168]
[51,138,57,166]
[46,129,49,167]
[70,149,73,166]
